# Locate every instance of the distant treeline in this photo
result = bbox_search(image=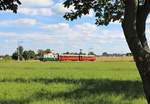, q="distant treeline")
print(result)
[0,46,53,61]
[0,46,132,61]
[101,52,132,57]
